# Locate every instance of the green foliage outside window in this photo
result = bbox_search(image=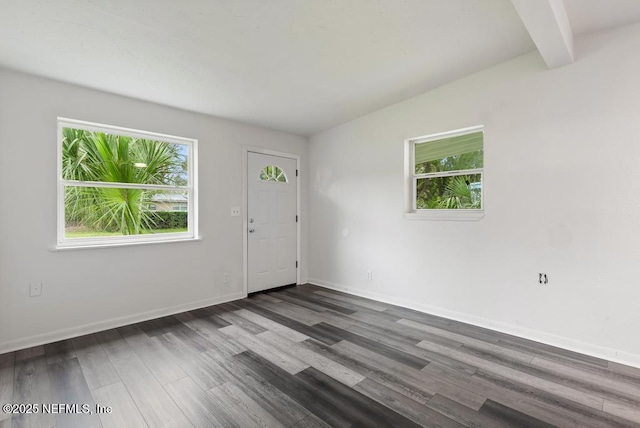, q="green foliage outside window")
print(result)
[415,149,483,209]
[62,127,188,236]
